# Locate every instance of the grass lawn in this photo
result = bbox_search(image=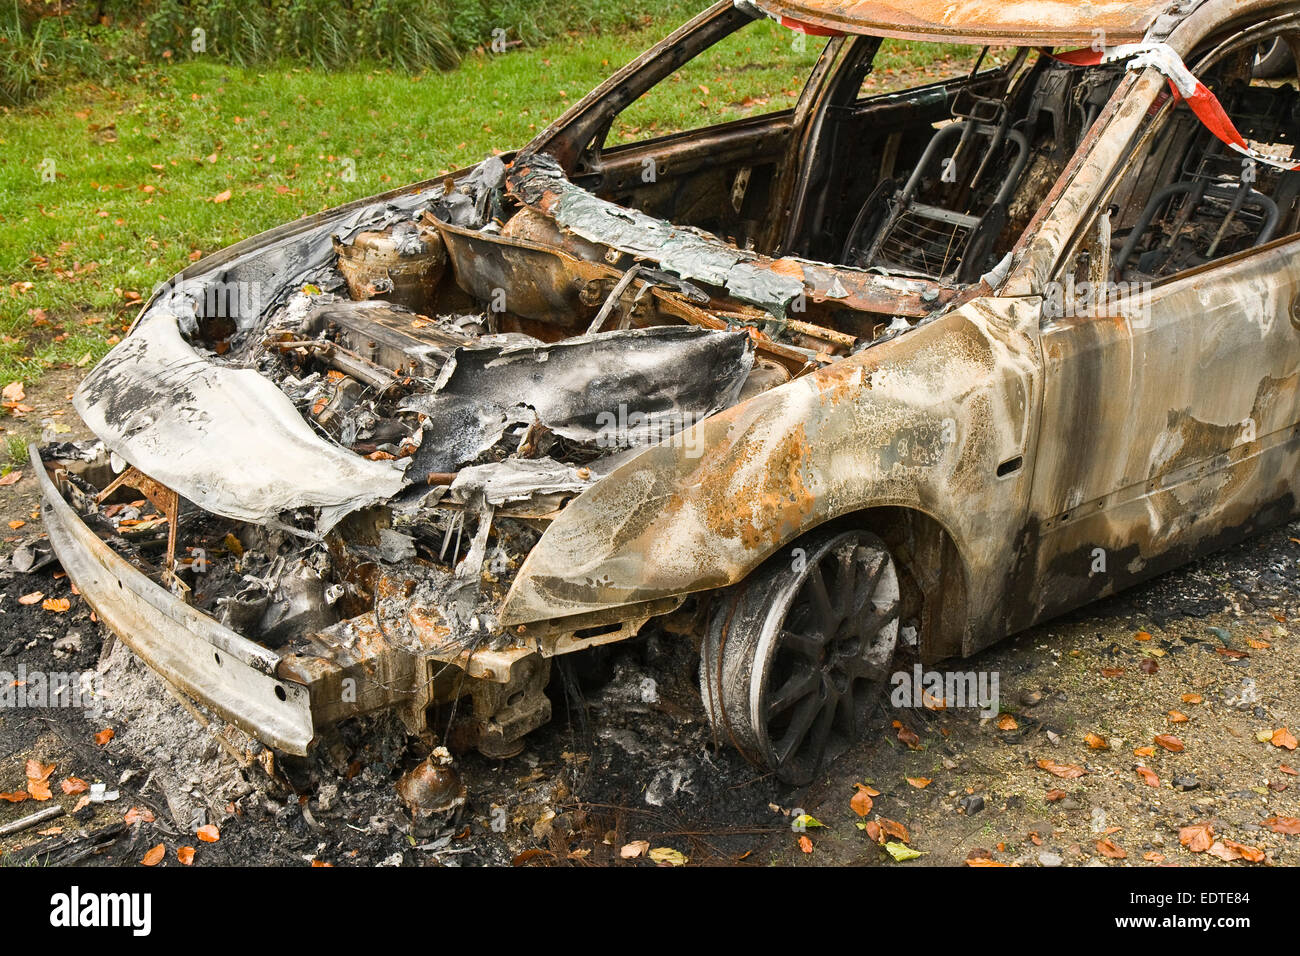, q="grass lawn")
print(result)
[0,7,971,465]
